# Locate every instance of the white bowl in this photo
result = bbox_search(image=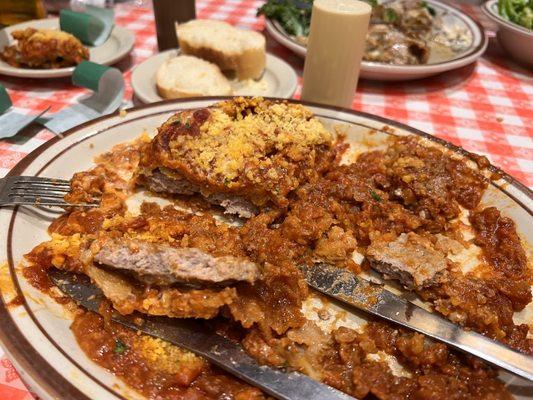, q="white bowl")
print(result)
[483,0,533,68]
